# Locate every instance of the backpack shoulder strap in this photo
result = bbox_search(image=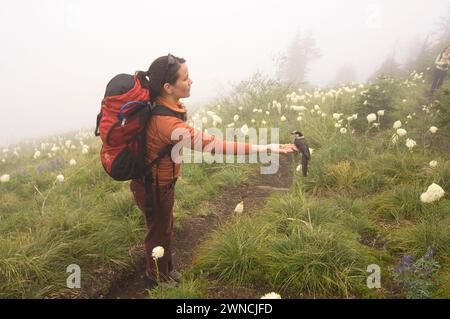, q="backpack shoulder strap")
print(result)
[152,104,186,121]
